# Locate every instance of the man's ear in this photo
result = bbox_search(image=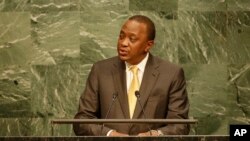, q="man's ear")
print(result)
[144,40,154,52]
